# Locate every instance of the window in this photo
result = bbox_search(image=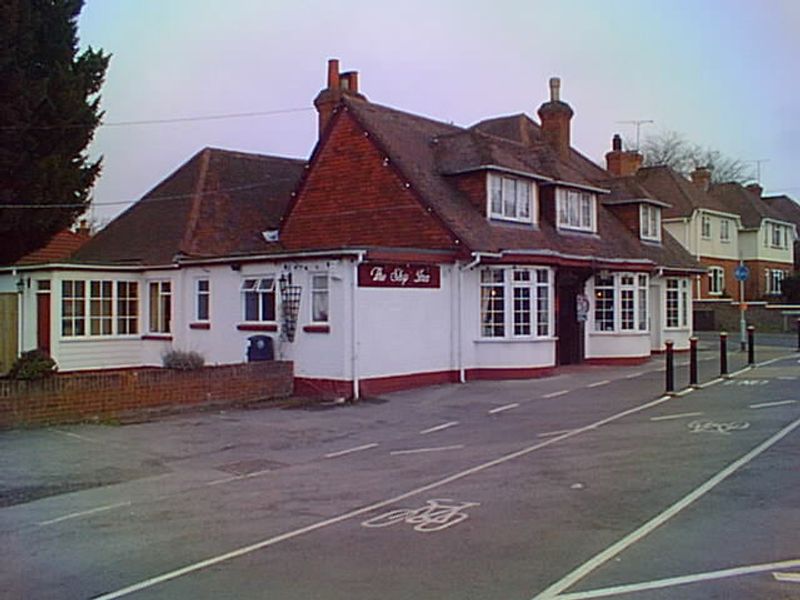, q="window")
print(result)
[770,223,786,249]
[62,280,86,337]
[89,281,113,335]
[488,173,534,223]
[557,188,595,232]
[196,279,210,322]
[765,269,786,295]
[480,267,551,338]
[666,278,690,329]
[242,277,275,322]
[701,215,711,239]
[720,219,731,243]
[640,205,661,241]
[117,282,138,334]
[593,273,649,333]
[311,274,329,323]
[708,266,724,296]
[148,281,171,333]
